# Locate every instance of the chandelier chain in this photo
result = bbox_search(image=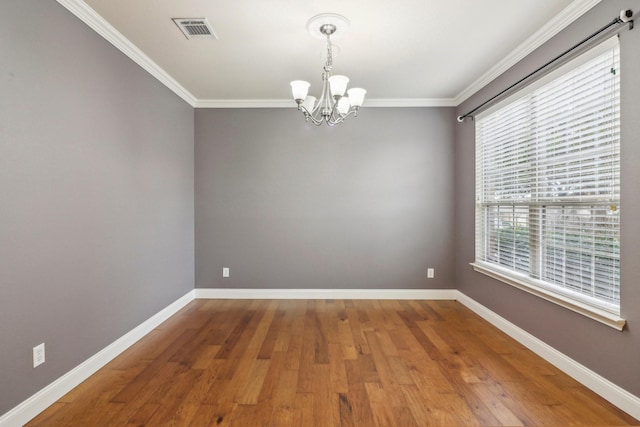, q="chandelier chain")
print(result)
[289,13,366,126]
[325,34,333,71]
